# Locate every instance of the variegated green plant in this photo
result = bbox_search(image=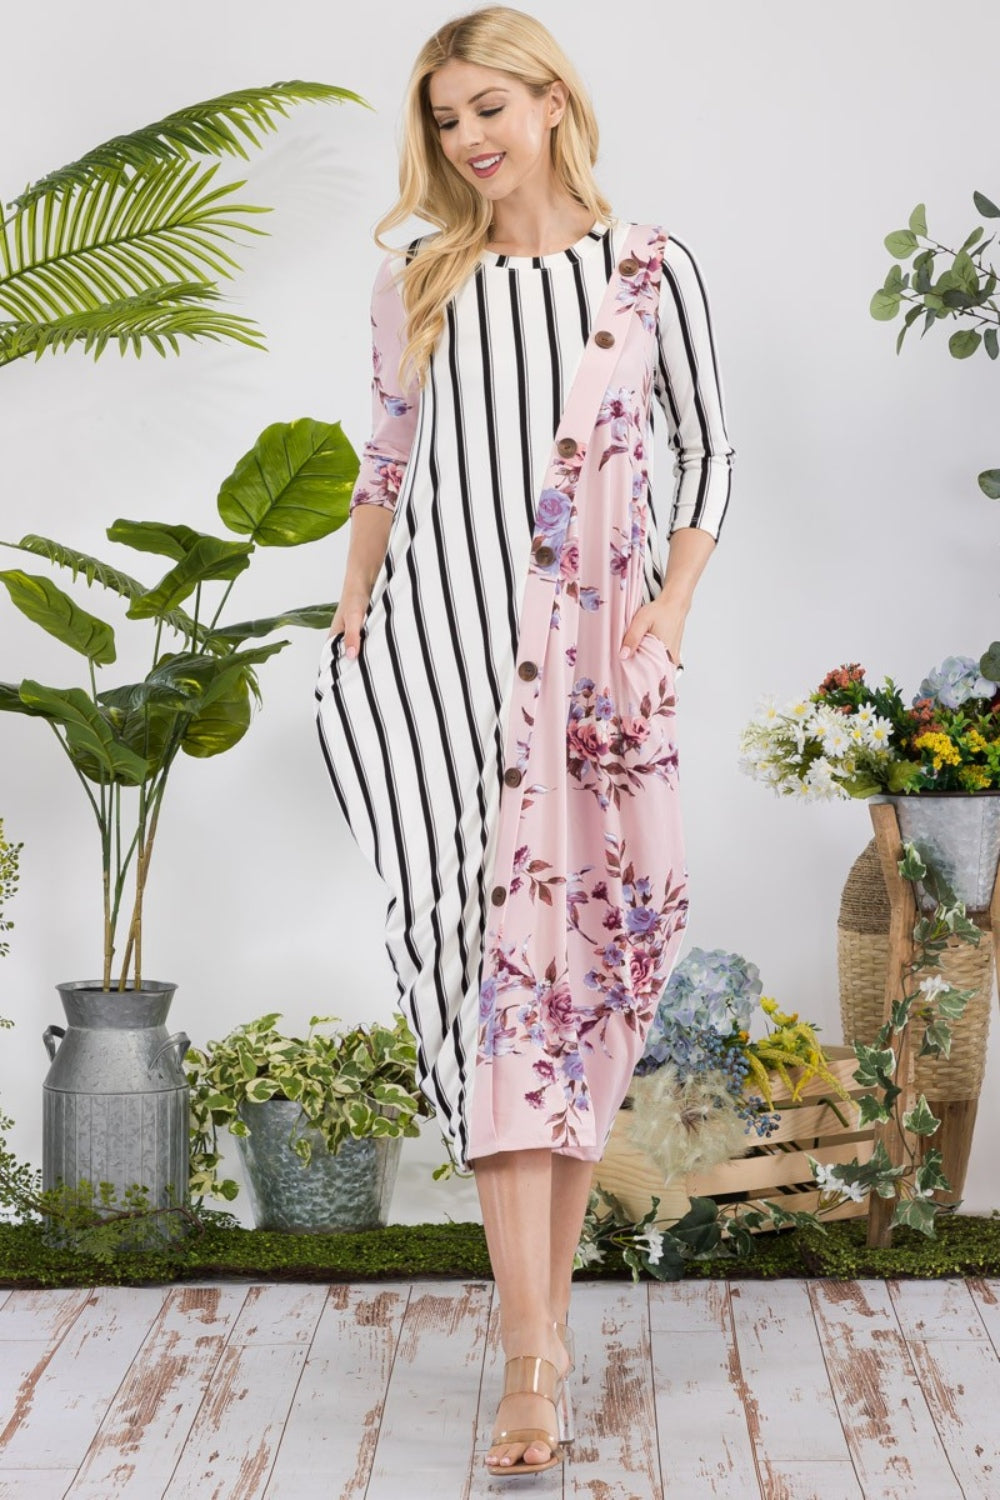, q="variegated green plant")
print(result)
[0,416,357,990]
[184,1012,443,1206]
[807,841,981,1237]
